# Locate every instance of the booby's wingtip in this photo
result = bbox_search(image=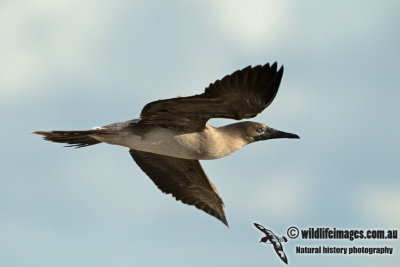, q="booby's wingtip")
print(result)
[271,62,278,70]
[221,217,229,227]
